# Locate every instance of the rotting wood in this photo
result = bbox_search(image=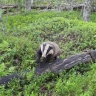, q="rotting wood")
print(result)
[1,4,84,10]
[2,5,18,9]
[0,70,30,86]
[0,50,96,86]
[1,4,96,12]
